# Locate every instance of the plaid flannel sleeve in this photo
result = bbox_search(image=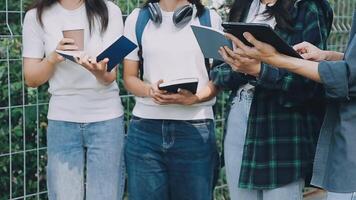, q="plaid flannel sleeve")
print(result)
[253,2,332,107]
[210,62,249,91]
